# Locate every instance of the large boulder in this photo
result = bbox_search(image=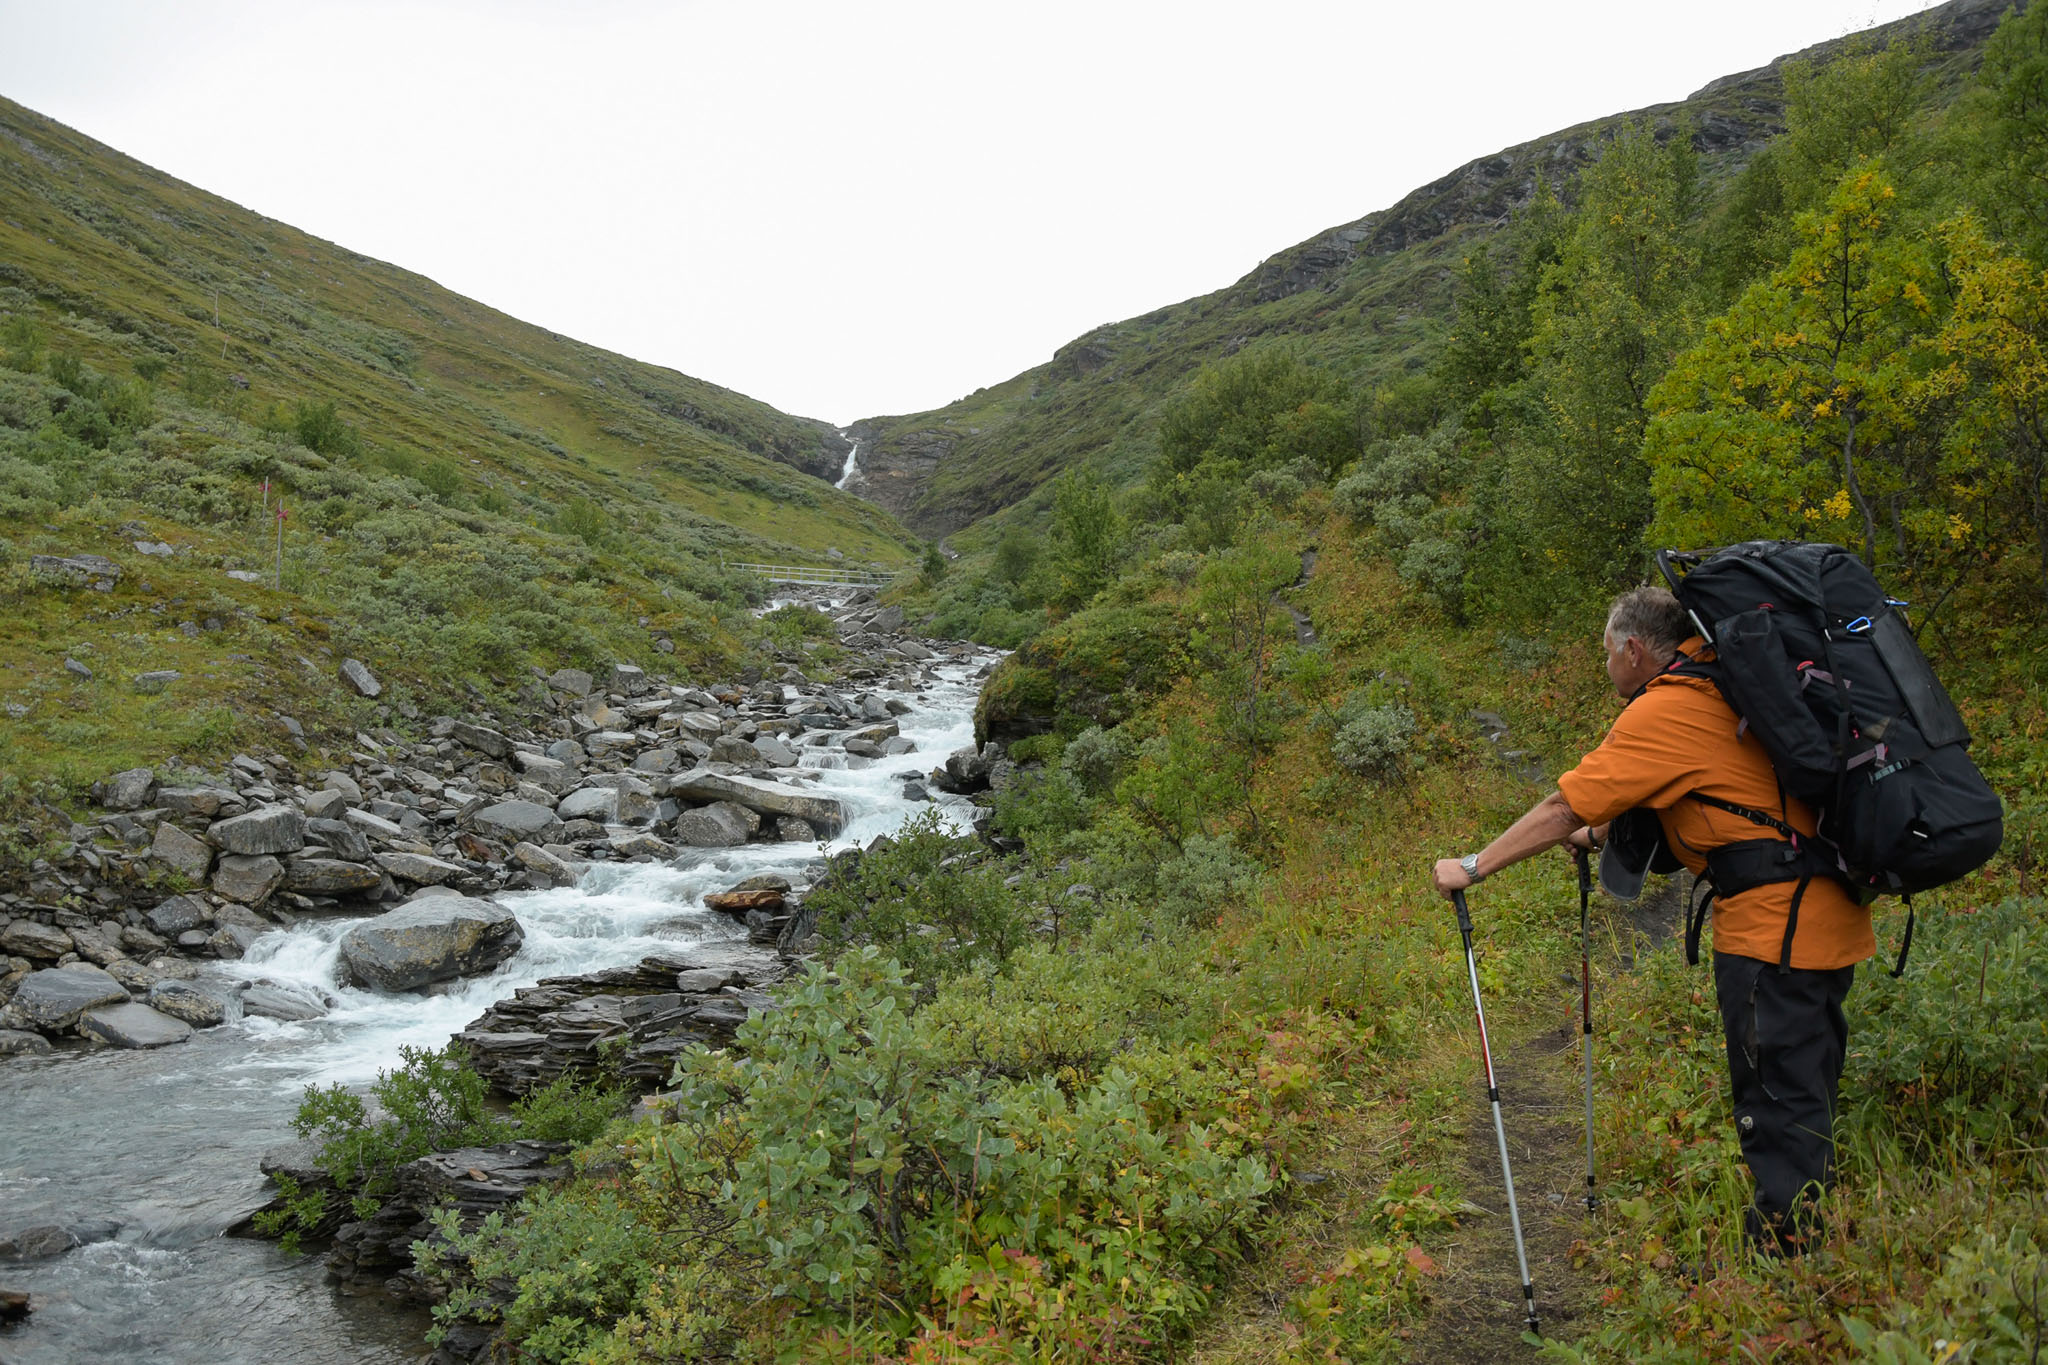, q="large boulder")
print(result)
[337,892,525,992]
[150,822,214,879]
[145,895,211,937]
[213,854,285,905]
[0,920,72,962]
[207,805,307,856]
[97,767,157,811]
[555,787,618,824]
[448,721,513,759]
[284,858,384,895]
[78,1002,192,1049]
[5,965,128,1032]
[664,772,845,837]
[470,800,563,845]
[147,980,228,1028]
[674,802,753,848]
[339,657,382,698]
[548,668,594,697]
